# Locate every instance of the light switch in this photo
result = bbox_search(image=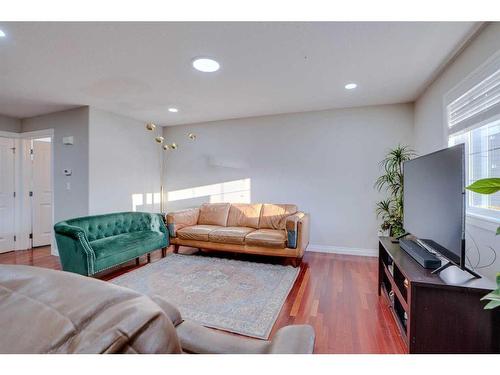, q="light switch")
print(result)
[66,182,71,190]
